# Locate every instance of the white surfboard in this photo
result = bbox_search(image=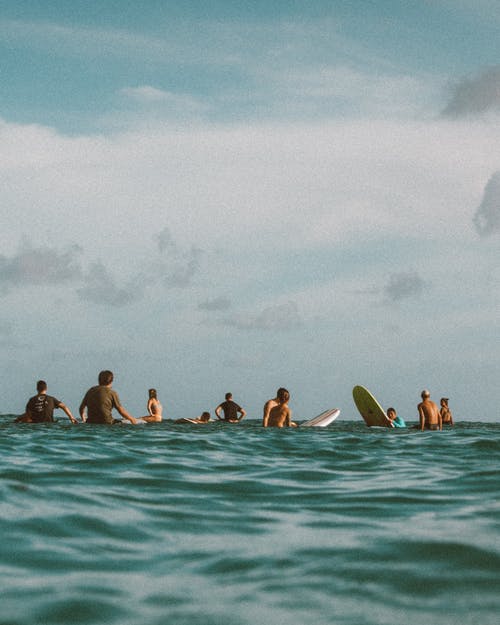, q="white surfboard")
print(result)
[300,408,340,427]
